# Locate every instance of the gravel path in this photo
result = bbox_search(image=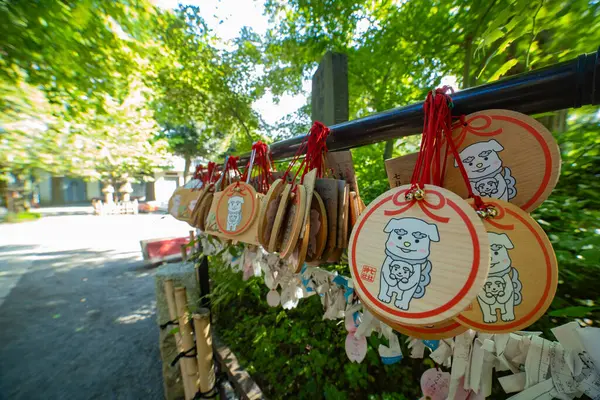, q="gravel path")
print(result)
[0,213,191,400]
